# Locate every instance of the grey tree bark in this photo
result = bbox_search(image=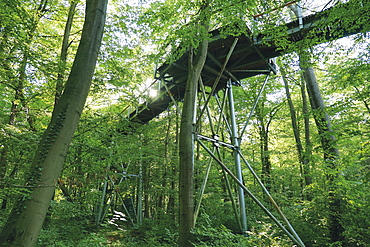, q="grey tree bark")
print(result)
[178,44,208,246]
[299,75,313,187]
[178,7,209,245]
[301,56,344,243]
[0,1,108,246]
[301,61,340,161]
[290,3,342,241]
[300,55,343,243]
